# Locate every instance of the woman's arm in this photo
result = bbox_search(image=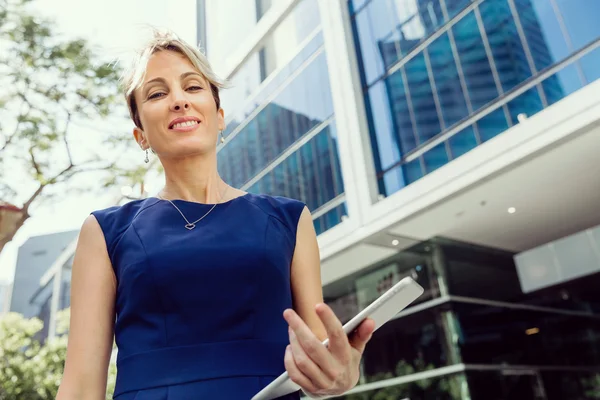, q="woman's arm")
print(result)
[289,206,327,341]
[56,215,117,400]
[286,206,374,397]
